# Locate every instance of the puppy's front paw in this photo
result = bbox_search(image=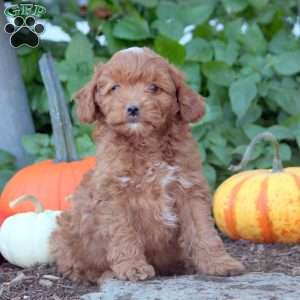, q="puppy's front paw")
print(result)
[198,255,245,276]
[113,260,155,281]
